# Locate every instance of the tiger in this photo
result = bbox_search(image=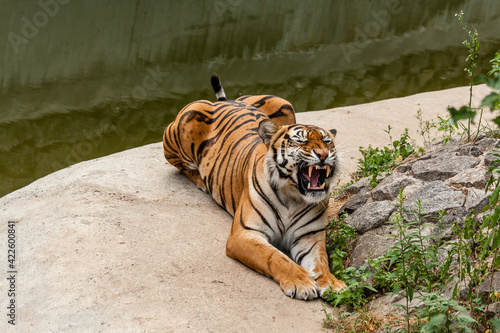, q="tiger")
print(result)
[163,75,346,300]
